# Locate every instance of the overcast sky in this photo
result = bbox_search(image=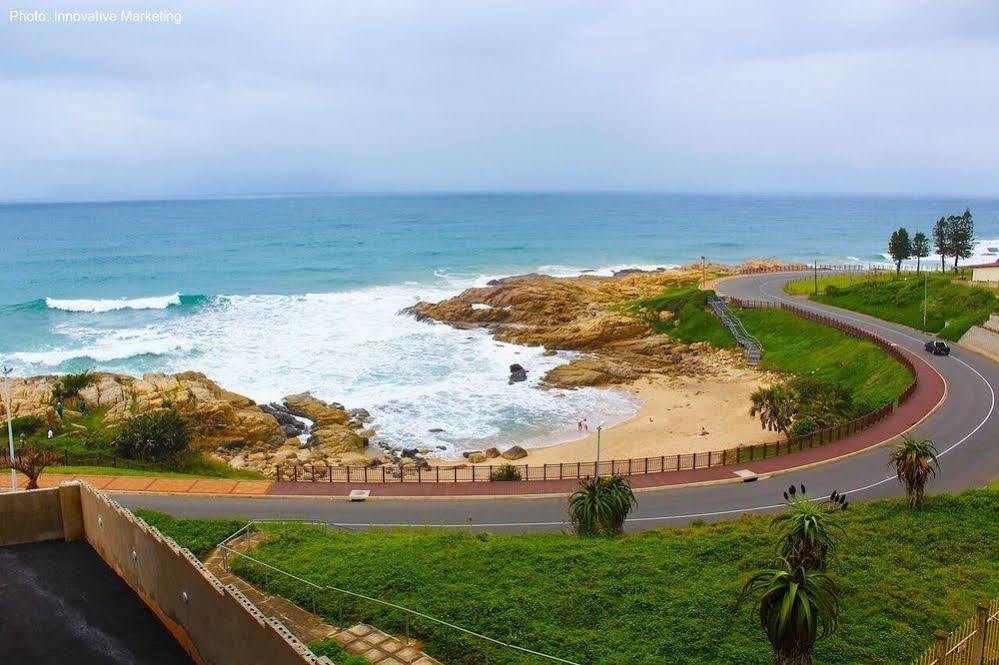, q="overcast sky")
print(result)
[3,1,999,201]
